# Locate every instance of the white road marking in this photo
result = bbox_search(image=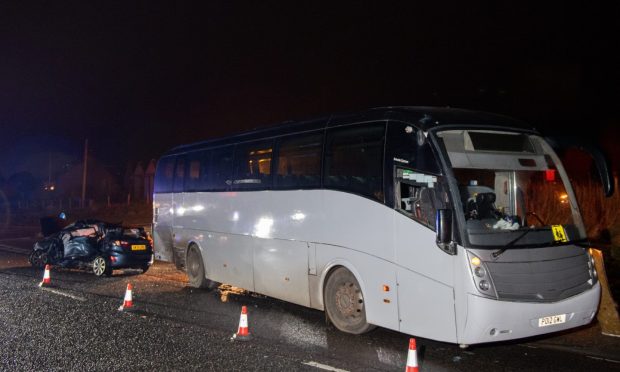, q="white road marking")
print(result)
[601,332,620,338]
[301,361,349,372]
[39,287,87,302]
[0,244,28,254]
[586,355,620,364]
